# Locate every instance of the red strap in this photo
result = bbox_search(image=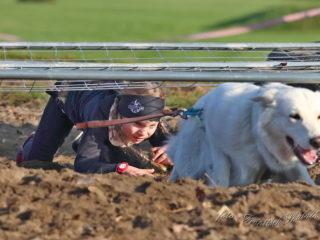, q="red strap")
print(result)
[75,109,177,129]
